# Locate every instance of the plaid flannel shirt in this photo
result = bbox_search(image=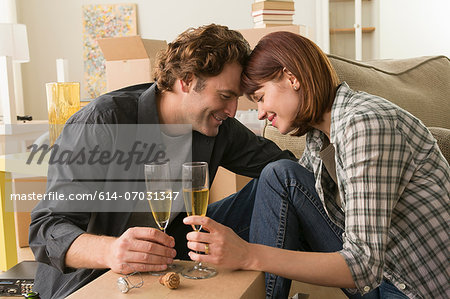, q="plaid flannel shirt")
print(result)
[299,83,450,298]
